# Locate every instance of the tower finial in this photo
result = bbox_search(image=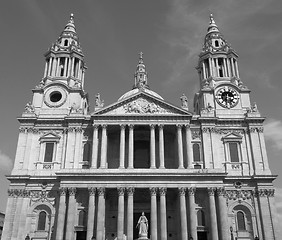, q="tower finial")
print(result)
[210,13,215,24]
[139,52,144,64]
[207,13,219,33]
[69,13,74,23]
